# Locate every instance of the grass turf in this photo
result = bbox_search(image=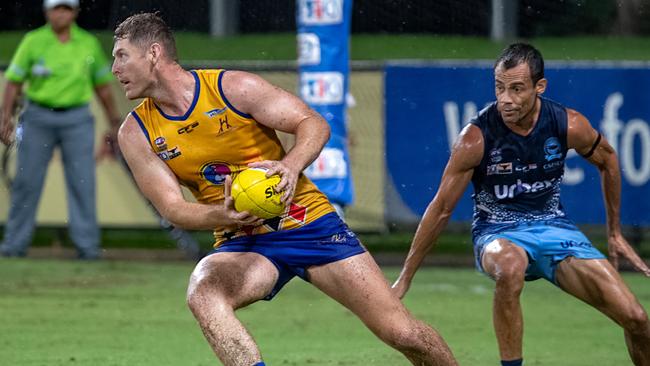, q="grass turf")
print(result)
[2,32,650,64]
[0,258,647,365]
